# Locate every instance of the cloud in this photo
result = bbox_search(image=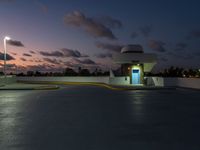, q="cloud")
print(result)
[29,50,36,54]
[23,53,32,57]
[148,40,166,52]
[159,57,168,62]
[26,64,58,72]
[95,16,122,29]
[61,48,88,57]
[94,53,112,58]
[187,30,200,40]
[20,58,27,61]
[39,51,64,57]
[95,42,123,53]
[7,40,24,47]
[139,25,152,37]
[175,42,188,51]
[11,52,17,55]
[168,52,194,60]
[194,52,200,56]
[64,11,117,40]
[130,32,139,39]
[6,63,16,68]
[43,58,62,65]
[40,49,88,58]
[72,58,96,65]
[33,59,43,63]
[0,52,15,60]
